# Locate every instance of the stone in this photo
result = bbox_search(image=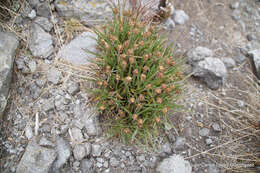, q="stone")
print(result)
[39,137,55,147]
[174,10,189,25]
[70,127,84,143]
[247,34,255,41]
[28,60,37,73]
[73,144,86,160]
[28,9,36,19]
[81,107,101,136]
[110,157,120,167]
[34,17,53,32]
[25,126,33,140]
[234,47,246,64]
[199,128,210,137]
[42,98,55,112]
[67,81,80,95]
[205,138,213,145]
[207,164,220,173]
[165,18,175,29]
[28,0,40,8]
[232,10,240,21]
[57,32,98,65]
[92,144,102,157]
[81,159,94,173]
[36,2,51,18]
[47,68,62,84]
[230,2,239,9]
[156,155,192,173]
[84,143,92,156]
[52,137,71,170]
[221,58,236,69]
[17,142,56,173]
[193,57,227,89]
[29,23,53,59]
[0,32,19,117]
[187,47,213,64]
[212,123,221,132]
[173,137,186,150]
[161,142,172,154]
[248,49,260,79]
